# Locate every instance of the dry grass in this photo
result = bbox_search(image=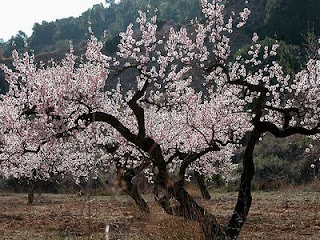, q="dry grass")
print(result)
[0,186,319,239]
